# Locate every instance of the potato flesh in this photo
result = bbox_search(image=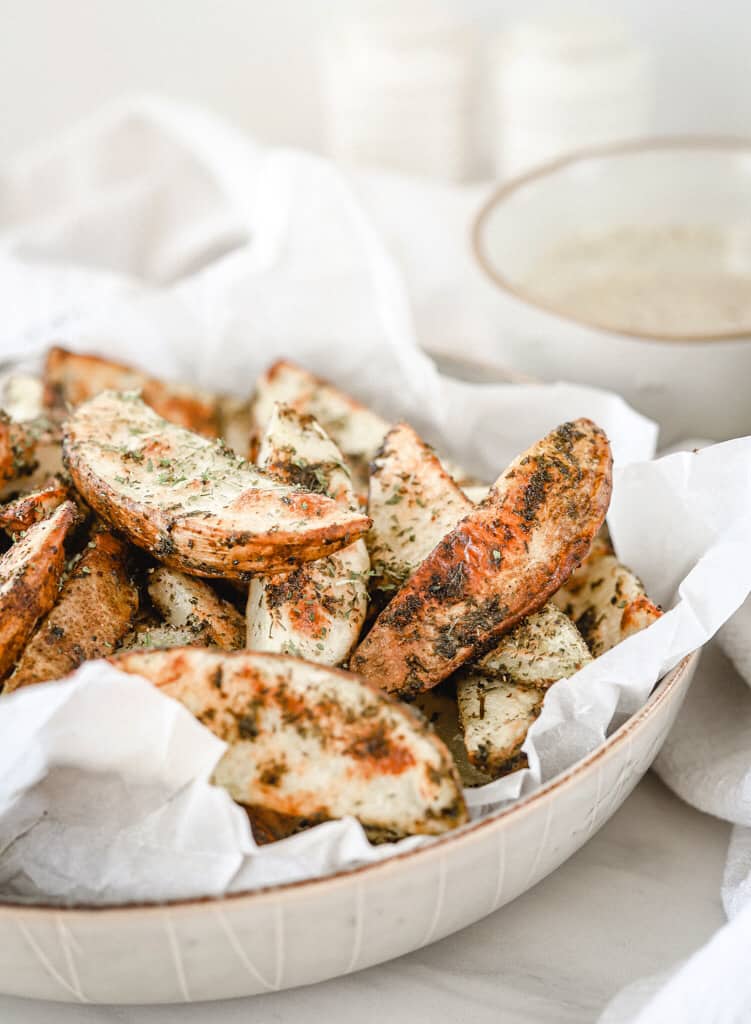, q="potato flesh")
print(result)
[0,501,79,680]
[457,605,592,776]
[552,545,662,656]
[0,481,69,536]
[250,360,389,496]
[63,391,370,579]
[246,404,369,665]
[5,530,138,691]
[44,346,221,437]
[368,422,472,591]
[110,648,468,837]
[148,567,244,649]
